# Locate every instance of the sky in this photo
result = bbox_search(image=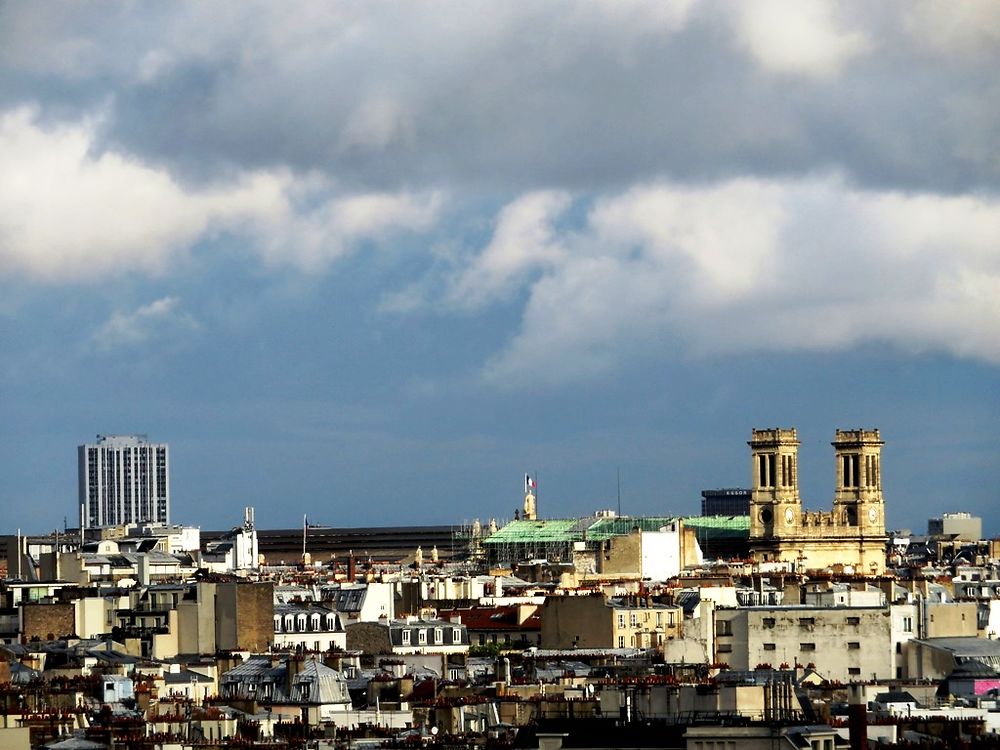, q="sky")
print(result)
[1,1,998,535]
